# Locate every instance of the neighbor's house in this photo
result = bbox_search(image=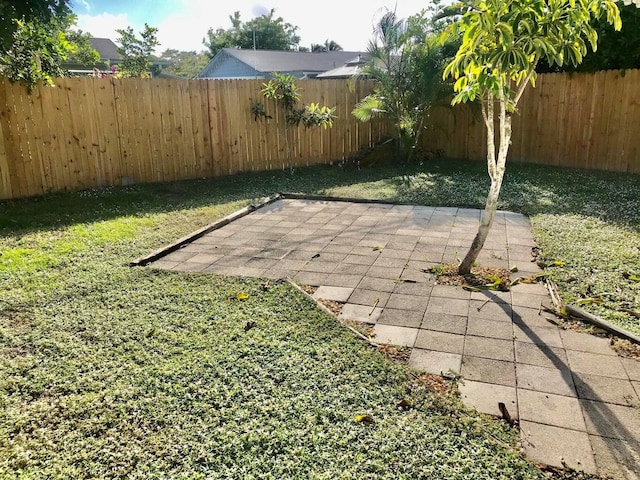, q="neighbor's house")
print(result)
[62,38,168,77]
[196,48,368,80]
[316,54,370,79]
[62,38,122,76]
